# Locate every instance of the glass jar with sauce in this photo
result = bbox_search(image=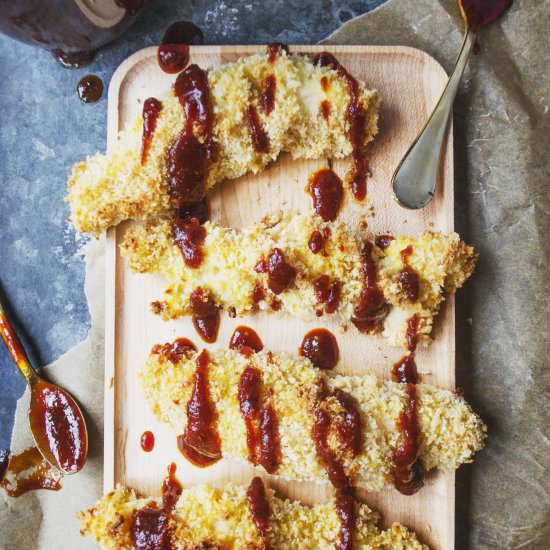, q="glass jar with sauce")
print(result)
[0,0,151,67]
